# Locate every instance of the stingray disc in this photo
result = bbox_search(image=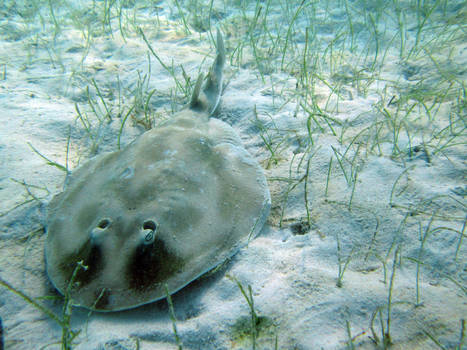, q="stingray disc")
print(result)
[46,113,270,311]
